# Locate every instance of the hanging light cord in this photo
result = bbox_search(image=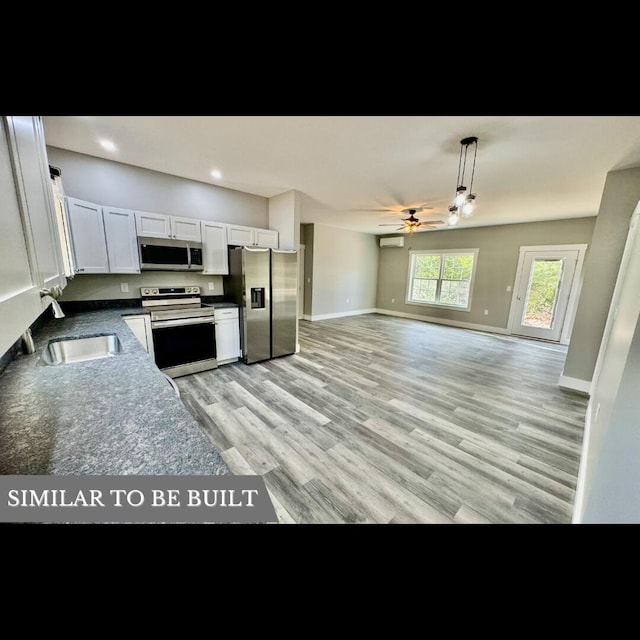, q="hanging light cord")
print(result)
[455,143,464,197]
[468,140,477,194]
